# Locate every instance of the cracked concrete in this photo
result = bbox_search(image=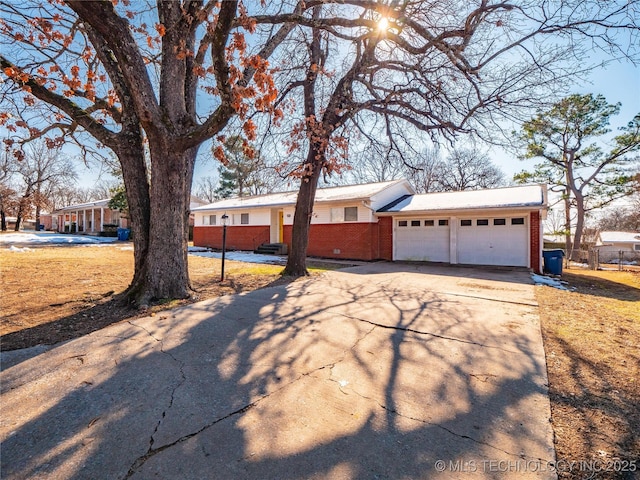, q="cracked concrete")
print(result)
[1,263,555,479]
